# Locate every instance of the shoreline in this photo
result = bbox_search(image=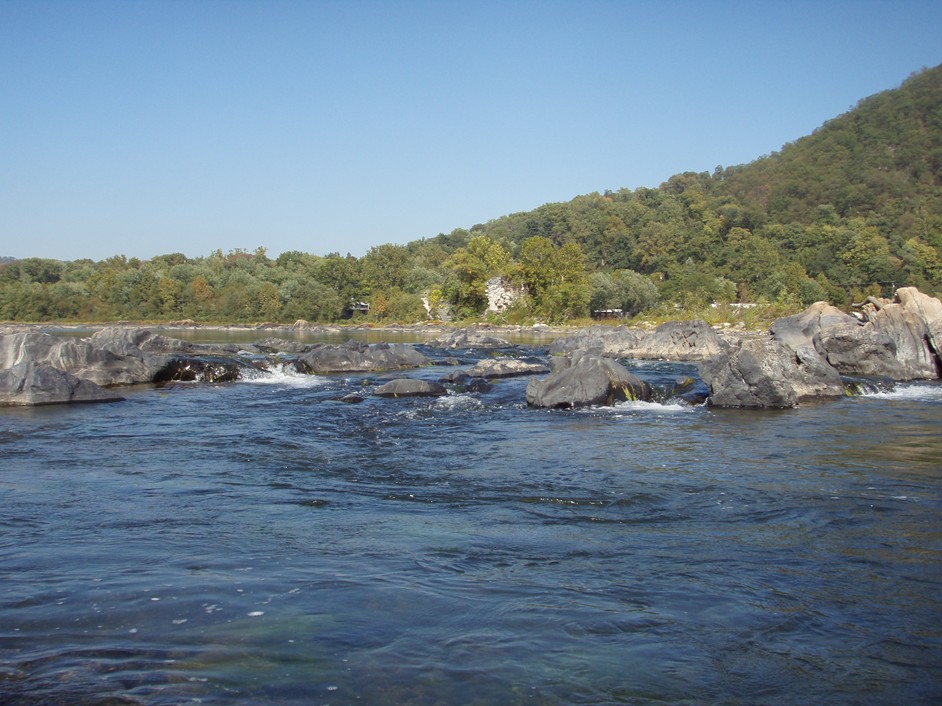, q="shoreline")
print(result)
[0,318,768,343]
